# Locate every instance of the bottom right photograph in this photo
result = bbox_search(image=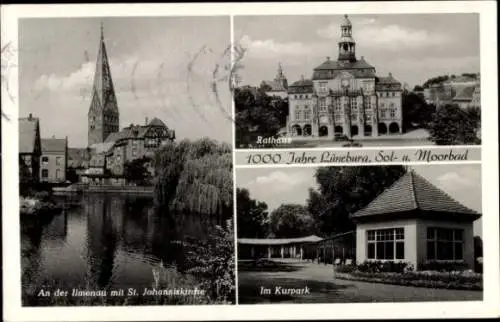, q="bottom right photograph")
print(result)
[235,164,483,304]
